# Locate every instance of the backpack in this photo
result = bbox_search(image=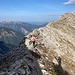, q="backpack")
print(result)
[31,37,36,42]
